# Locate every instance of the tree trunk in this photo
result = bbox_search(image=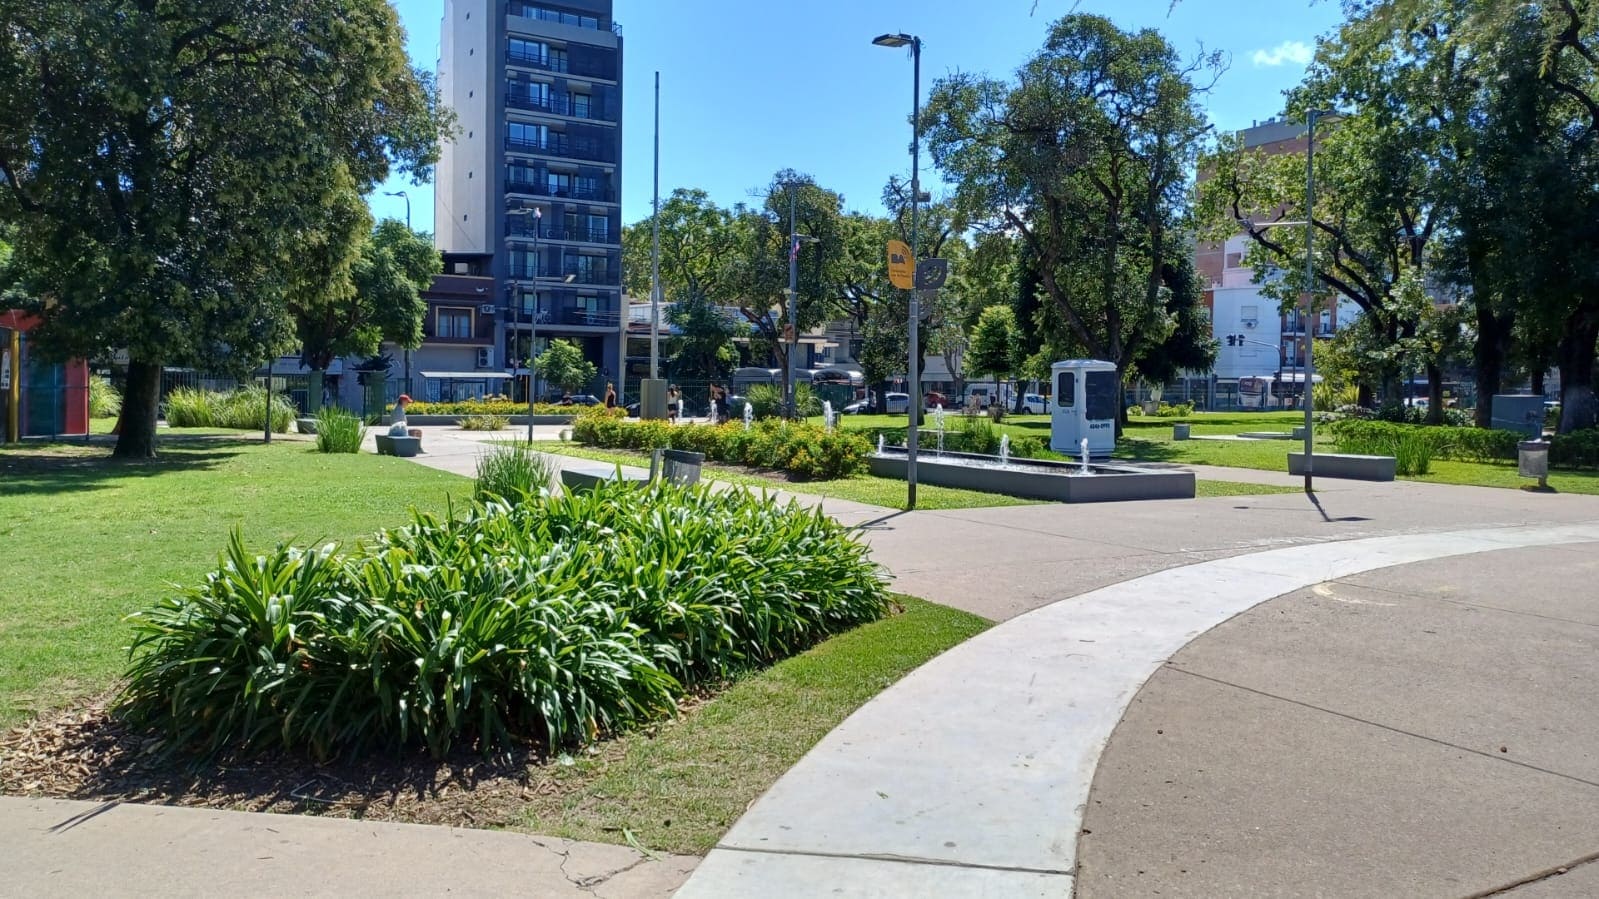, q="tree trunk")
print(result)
[1425,363,1444,425]
[1557,320,1599,434]
[1531,368,1546,397]
[113,359,162,459]
[308,368,325,412]
[1473,303,1512,429]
